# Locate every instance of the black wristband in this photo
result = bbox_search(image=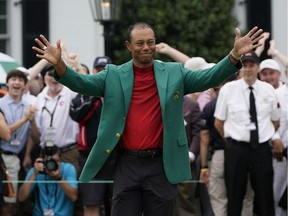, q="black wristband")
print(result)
[55,175,62,180]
